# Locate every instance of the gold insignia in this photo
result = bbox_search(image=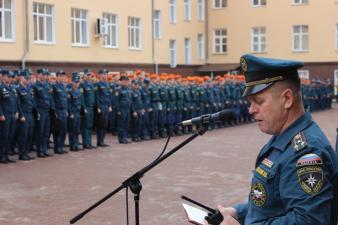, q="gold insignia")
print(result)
[292,132,307,152]
[240,57,248,73]
[256,166,268,178]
